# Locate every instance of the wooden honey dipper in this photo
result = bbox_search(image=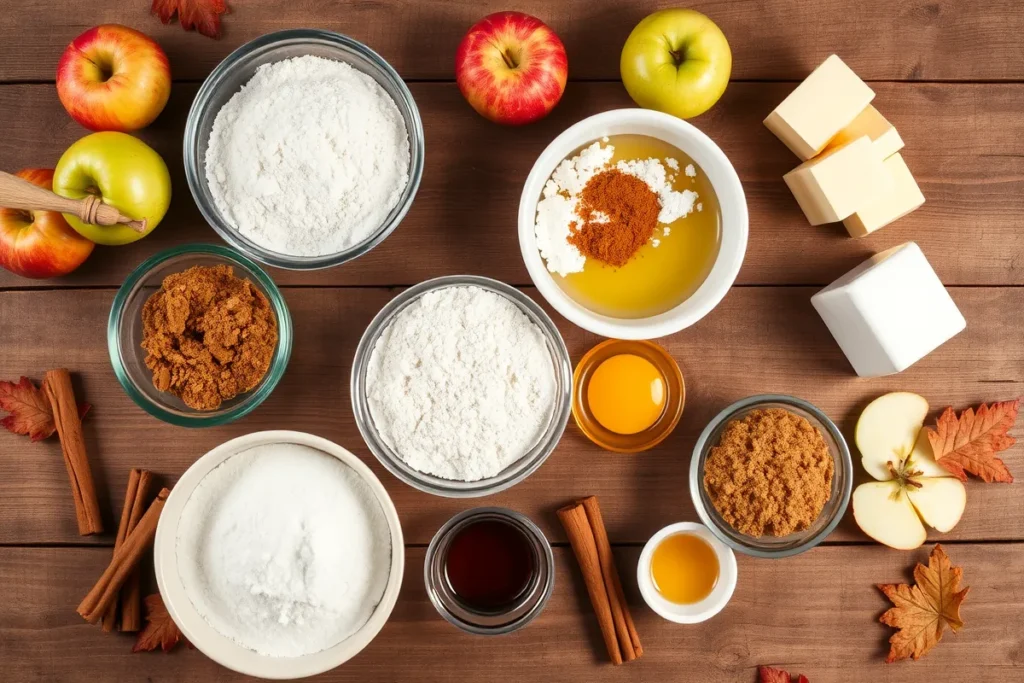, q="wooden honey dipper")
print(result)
[0,170,147,233]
